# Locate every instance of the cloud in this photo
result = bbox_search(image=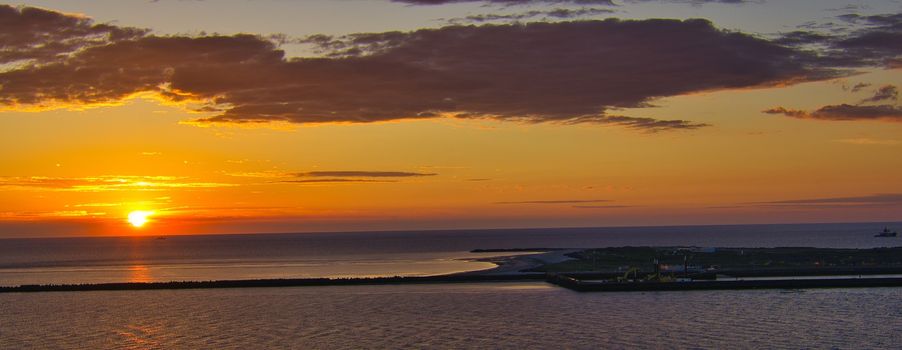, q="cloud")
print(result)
[495,199,610,204]
[295,171,437,177]
[860,85,898,103]
[572,205,632,208]
[394,0,618,5]
[753,194,902,207]
[279,170,436,185]
[281,179,395,184]
[781,12,902,68]
[850,82,871,92]
[0,210,102,219]
[450,8,615,24]
[0,176,235,192]
[2,5,891,131]
[557,114,709,131]
[235,18,838,129]
[393,0,745,5]
[763,105,902,122]
[834,138,900,146]
[772,30,832,46]
[0,5,146,67]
